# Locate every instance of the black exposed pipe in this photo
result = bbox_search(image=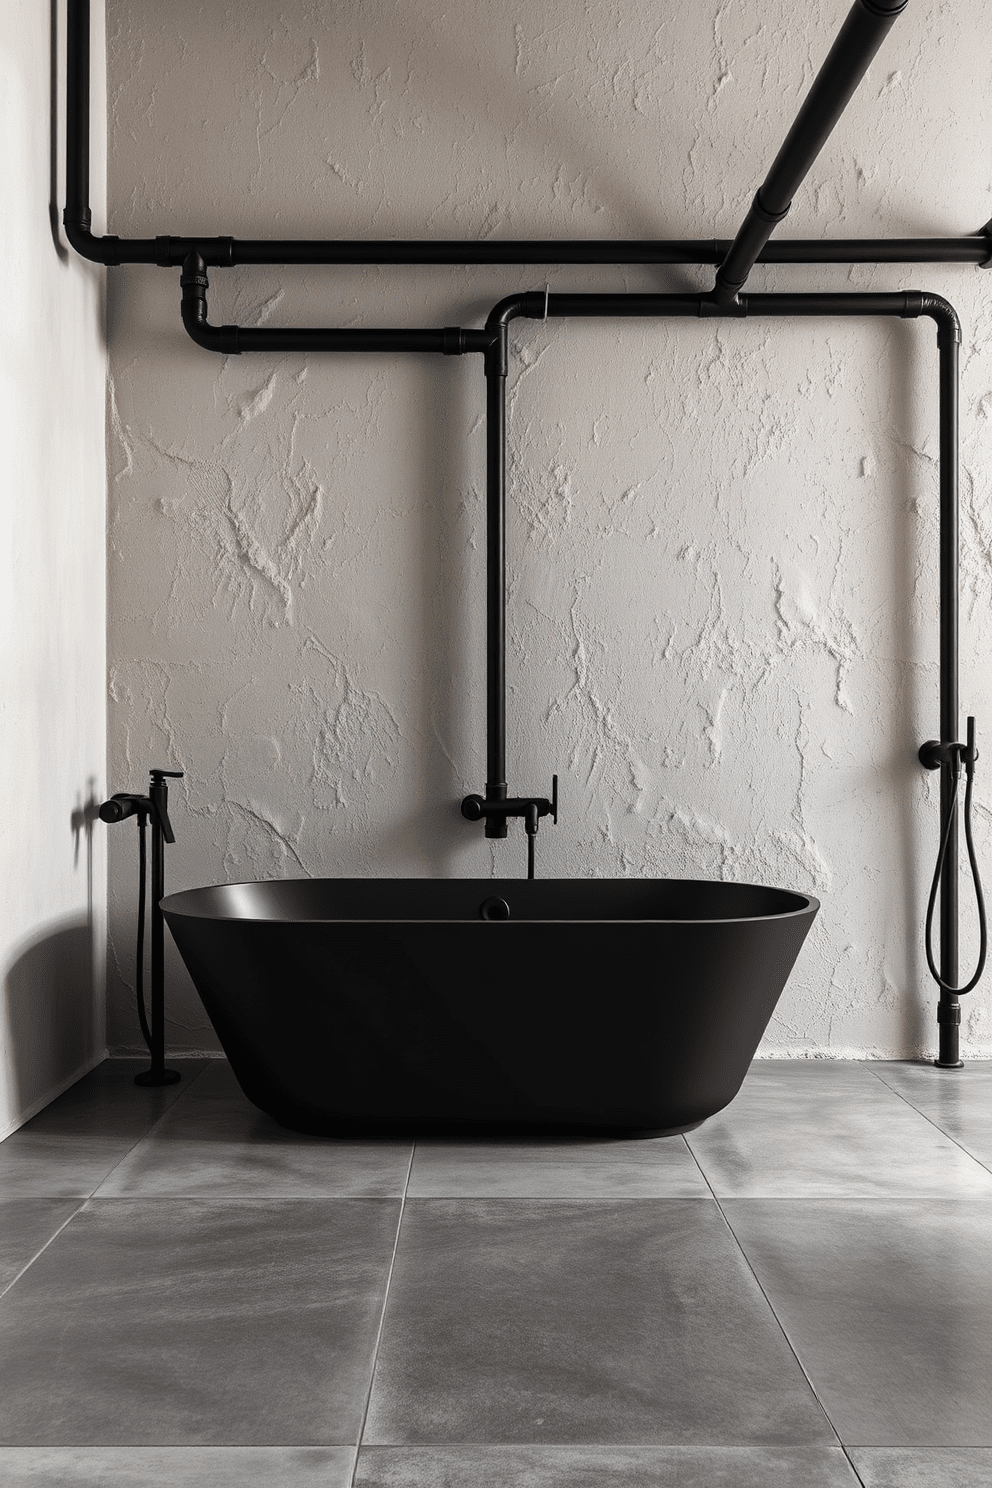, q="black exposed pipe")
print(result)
[69,230,992,270]
[179,255,494,358]
[178,268,976,1030]
[485,350,508,833]
[712,0,909,304]
[937,309,962,1062]
[64,0,91,242]
[493,288,973,1030]
[64,0,990,271]
[69,2,984,1034]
